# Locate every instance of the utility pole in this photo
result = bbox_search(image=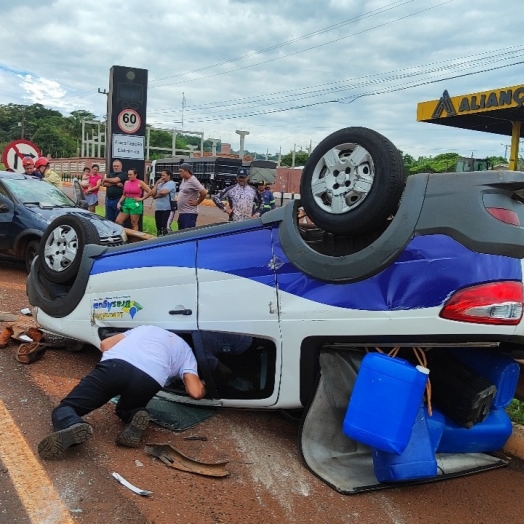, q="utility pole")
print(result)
[208,138,220,156]
[236,130,250,160]
[18,107,25,139]
[181,92,186,130]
